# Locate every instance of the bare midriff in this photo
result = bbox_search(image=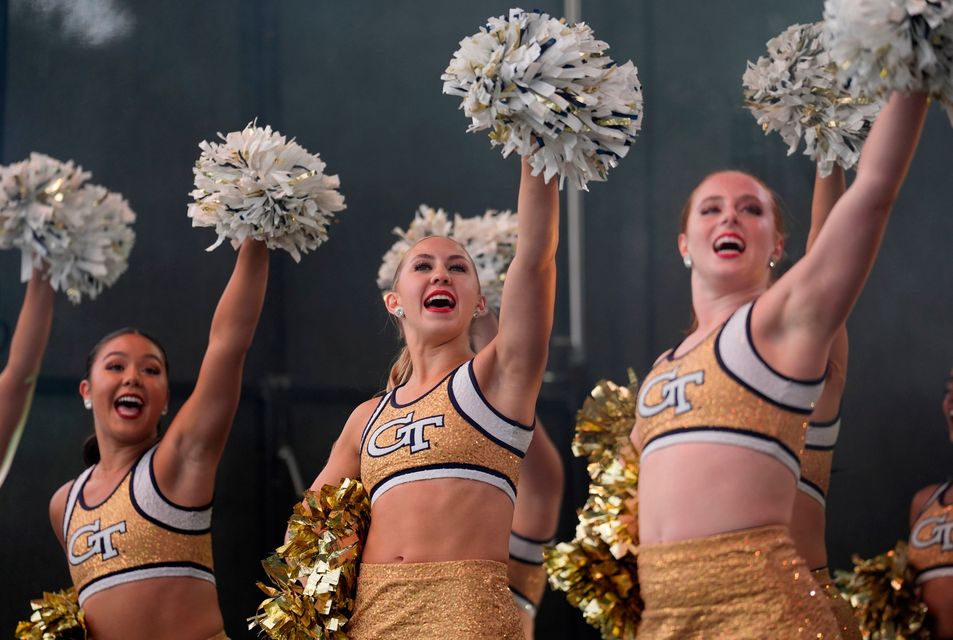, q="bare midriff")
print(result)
[83,576,223,640]
[922,578,953,638]
[638,443,797,544]
[789,491,828,569]
[363,478,512,564]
